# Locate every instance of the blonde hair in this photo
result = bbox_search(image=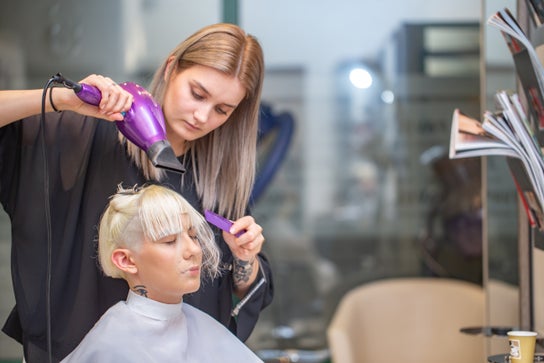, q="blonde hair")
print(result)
[98,184,221,280]
[122,23,264,220]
